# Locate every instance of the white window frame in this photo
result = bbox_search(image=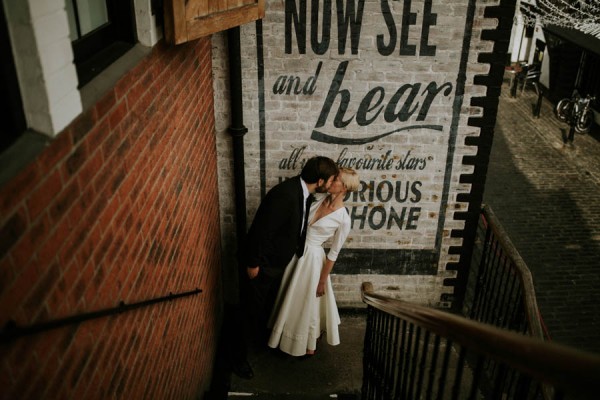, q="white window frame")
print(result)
[2,0,161,138]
